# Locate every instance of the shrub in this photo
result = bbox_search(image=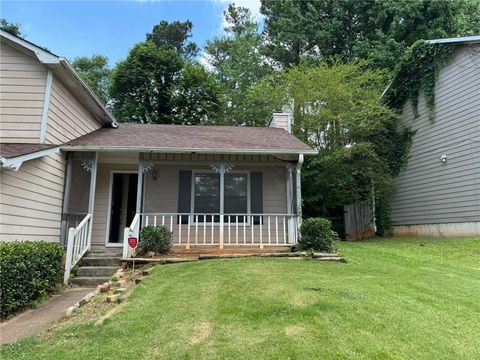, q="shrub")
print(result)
[138,226,173,254]
[0,241,64,318]
[298,218,339,253]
